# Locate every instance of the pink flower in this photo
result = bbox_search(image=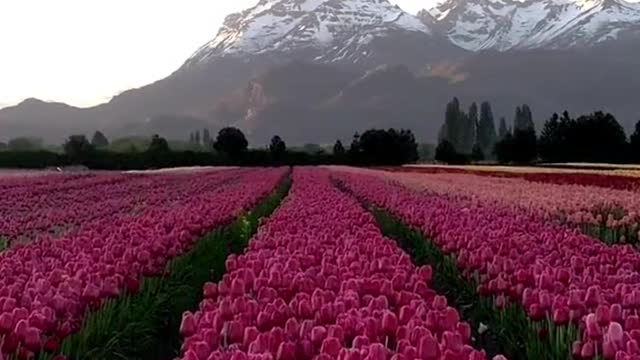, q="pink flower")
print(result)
[203,282,218,299]
[180,312,197,337]
[417,334,439,360]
